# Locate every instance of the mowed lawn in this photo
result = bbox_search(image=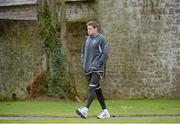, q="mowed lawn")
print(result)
[0,99,180,123]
